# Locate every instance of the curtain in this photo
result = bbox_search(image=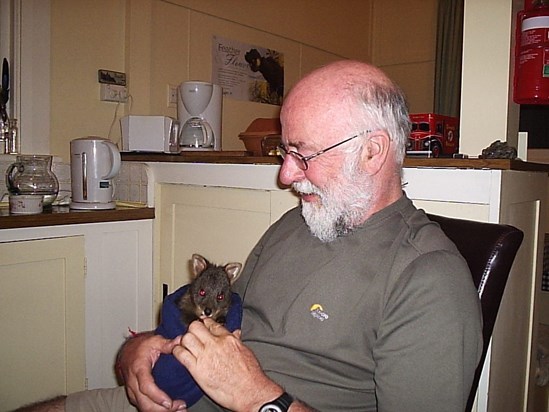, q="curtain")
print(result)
[434,0,464,117]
